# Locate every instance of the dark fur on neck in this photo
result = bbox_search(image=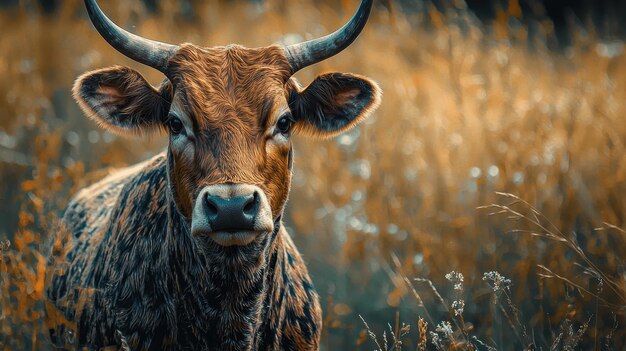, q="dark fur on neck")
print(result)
[46,154,320,350]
